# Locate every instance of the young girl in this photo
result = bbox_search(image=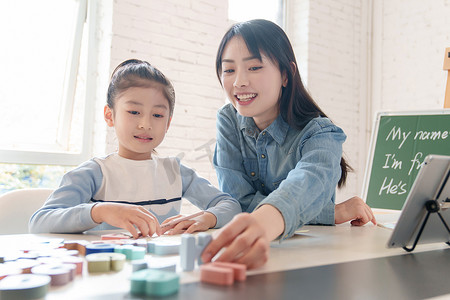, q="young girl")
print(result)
[201,19,376,268]
[29,59,241,238]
